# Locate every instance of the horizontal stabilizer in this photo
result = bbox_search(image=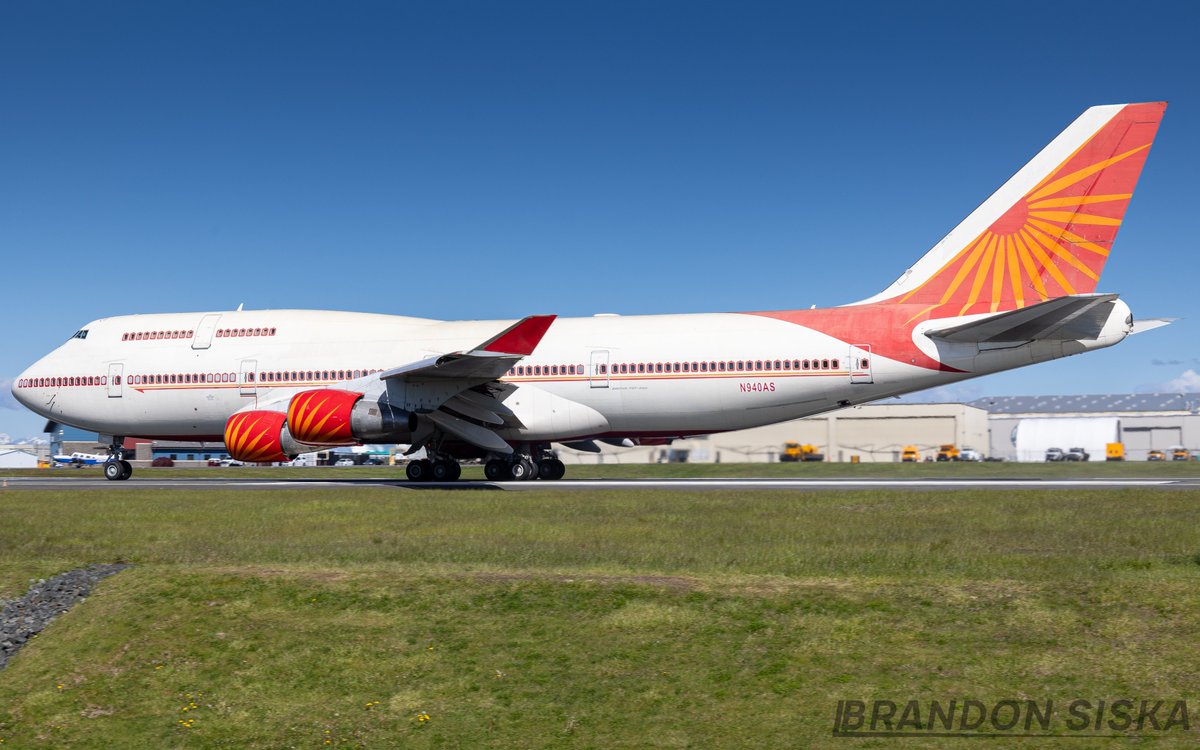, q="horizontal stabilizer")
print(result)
[925,294,1119,343]
[1130,318,1175,335]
